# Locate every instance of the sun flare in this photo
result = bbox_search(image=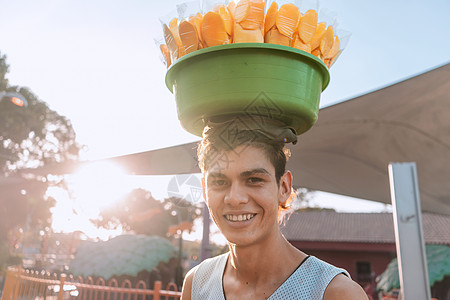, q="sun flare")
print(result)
[49,161,133,239]
[70,161,130,211]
